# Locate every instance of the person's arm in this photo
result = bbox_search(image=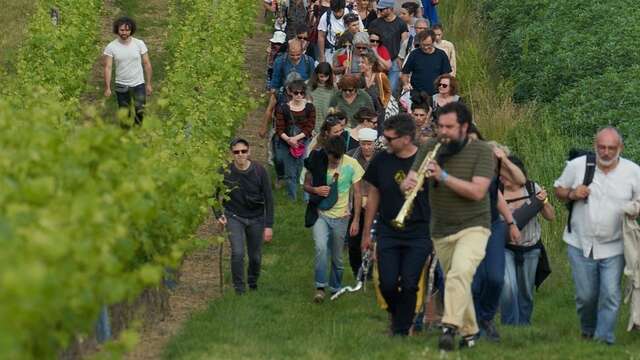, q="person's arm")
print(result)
[103,55,113,97]
[401,53,413,90]
[304,171,330,196]
[142,52,153,96]
[260,166,274,242]
[554,160,589,202]
[270,56,284,91]
[350,180,362,236]
[494,148,526,186]
[318,31,327,62]
[374,47,392,70]
[259,93,277,138]
[441,51,452,76]
[535,187,556,221]
[449,43,457,77]
[497,191,521,243]
[361,183,379,250]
